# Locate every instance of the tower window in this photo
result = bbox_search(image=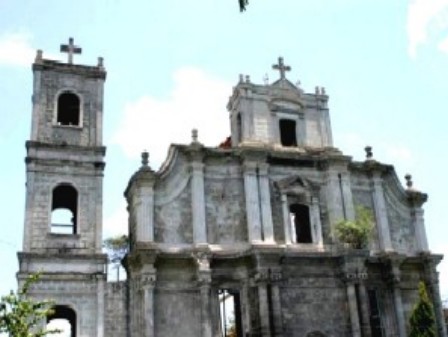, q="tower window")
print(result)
[289,204,312,243]
[51,184,78,234]
[47,305,77,337]
[57,92,80,126]
[279,119,297,147]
